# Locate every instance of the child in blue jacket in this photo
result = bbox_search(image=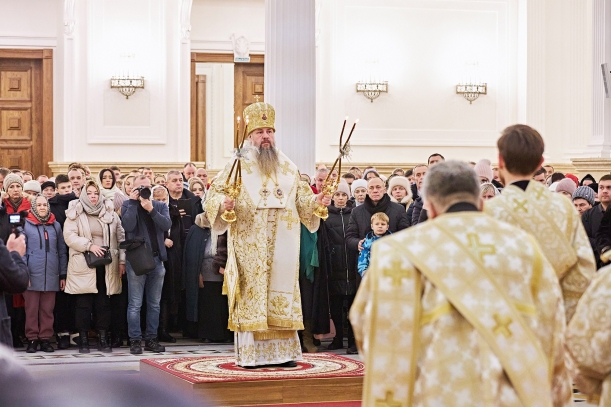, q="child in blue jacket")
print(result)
[358,212,391,276]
